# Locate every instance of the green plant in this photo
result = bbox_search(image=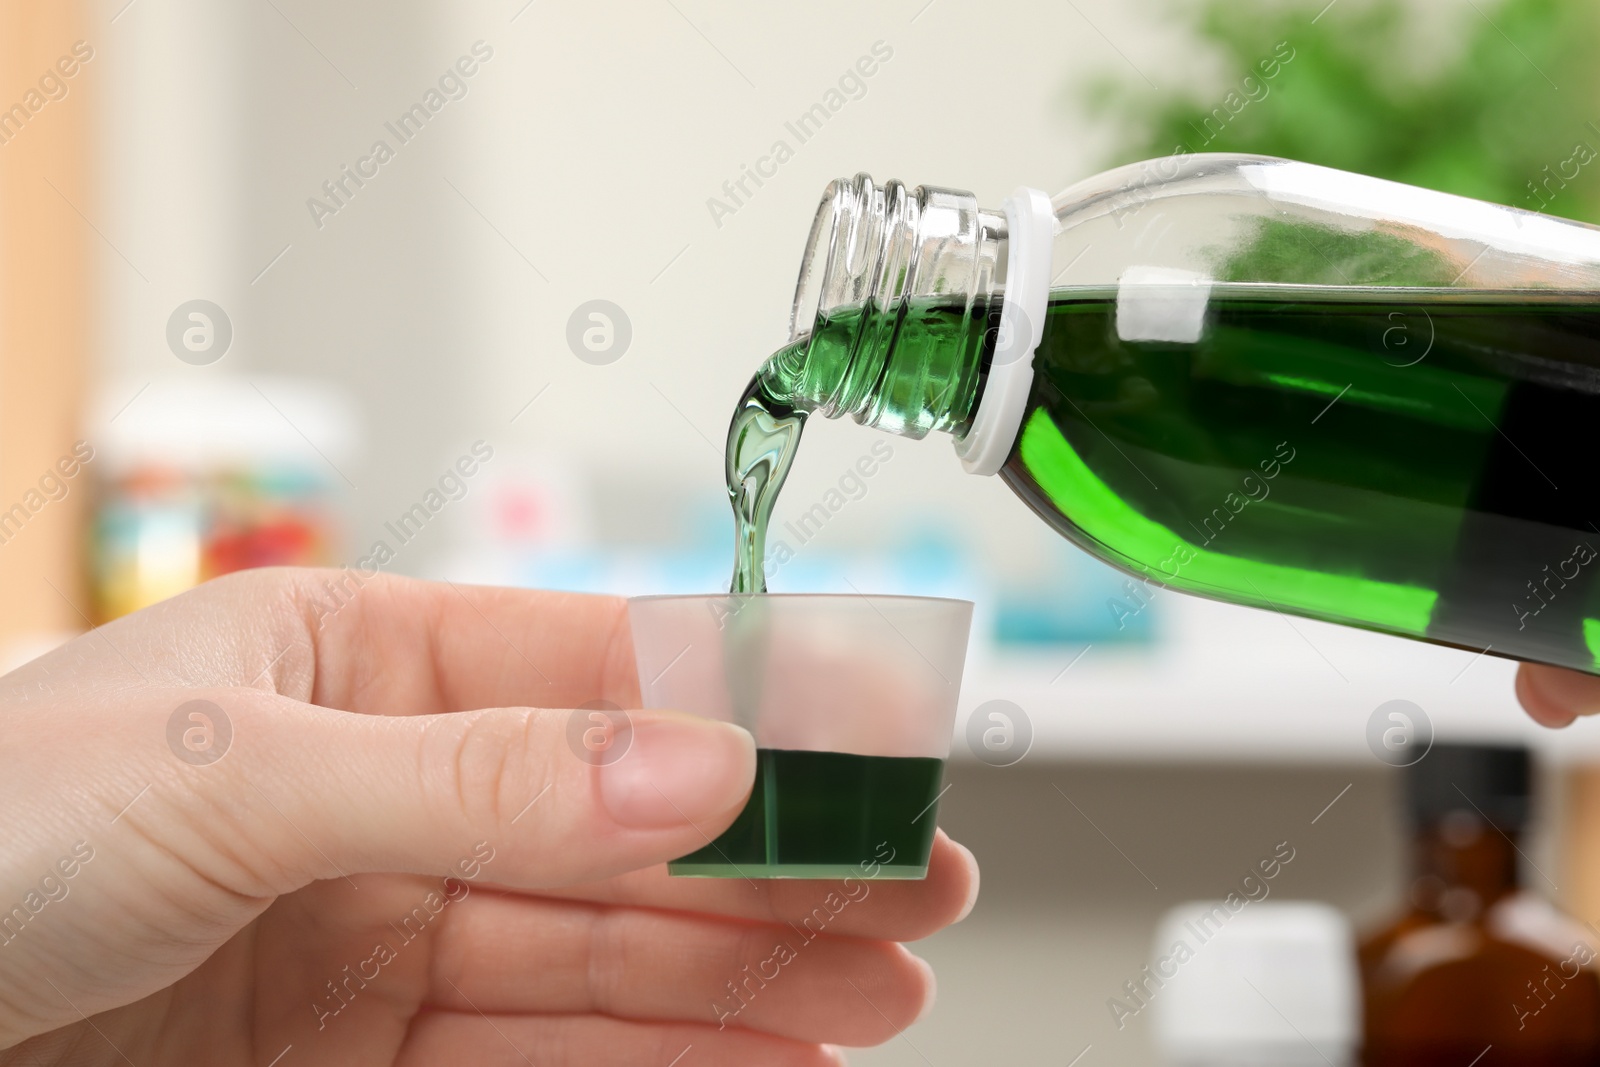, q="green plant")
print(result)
[1088,0,1600,222]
